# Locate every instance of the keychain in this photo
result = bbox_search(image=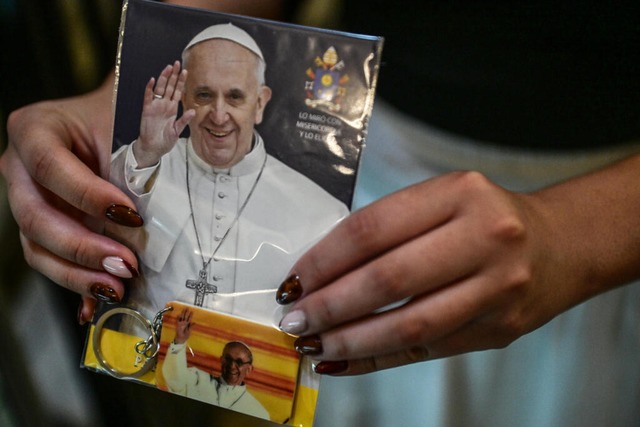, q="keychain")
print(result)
[92,306,173,379]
